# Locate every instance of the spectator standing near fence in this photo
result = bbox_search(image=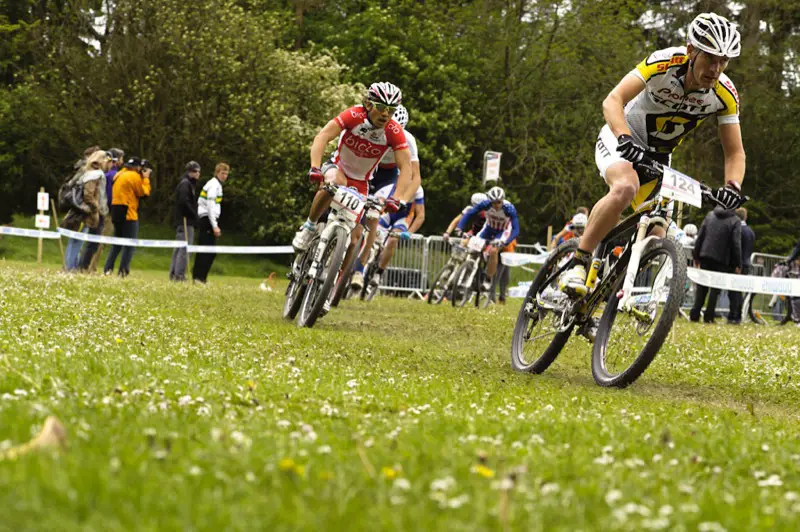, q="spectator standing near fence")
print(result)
[62,150,112,271]
[104,157,152,277]
[80,148,124,272]
[169,161,201,282]
[192,162,229,284]
[726,208,755,324]
[690,206,742,324]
